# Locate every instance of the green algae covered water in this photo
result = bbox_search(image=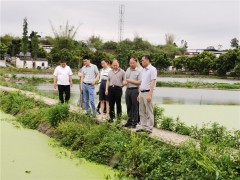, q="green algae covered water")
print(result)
[0,111,116,180]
